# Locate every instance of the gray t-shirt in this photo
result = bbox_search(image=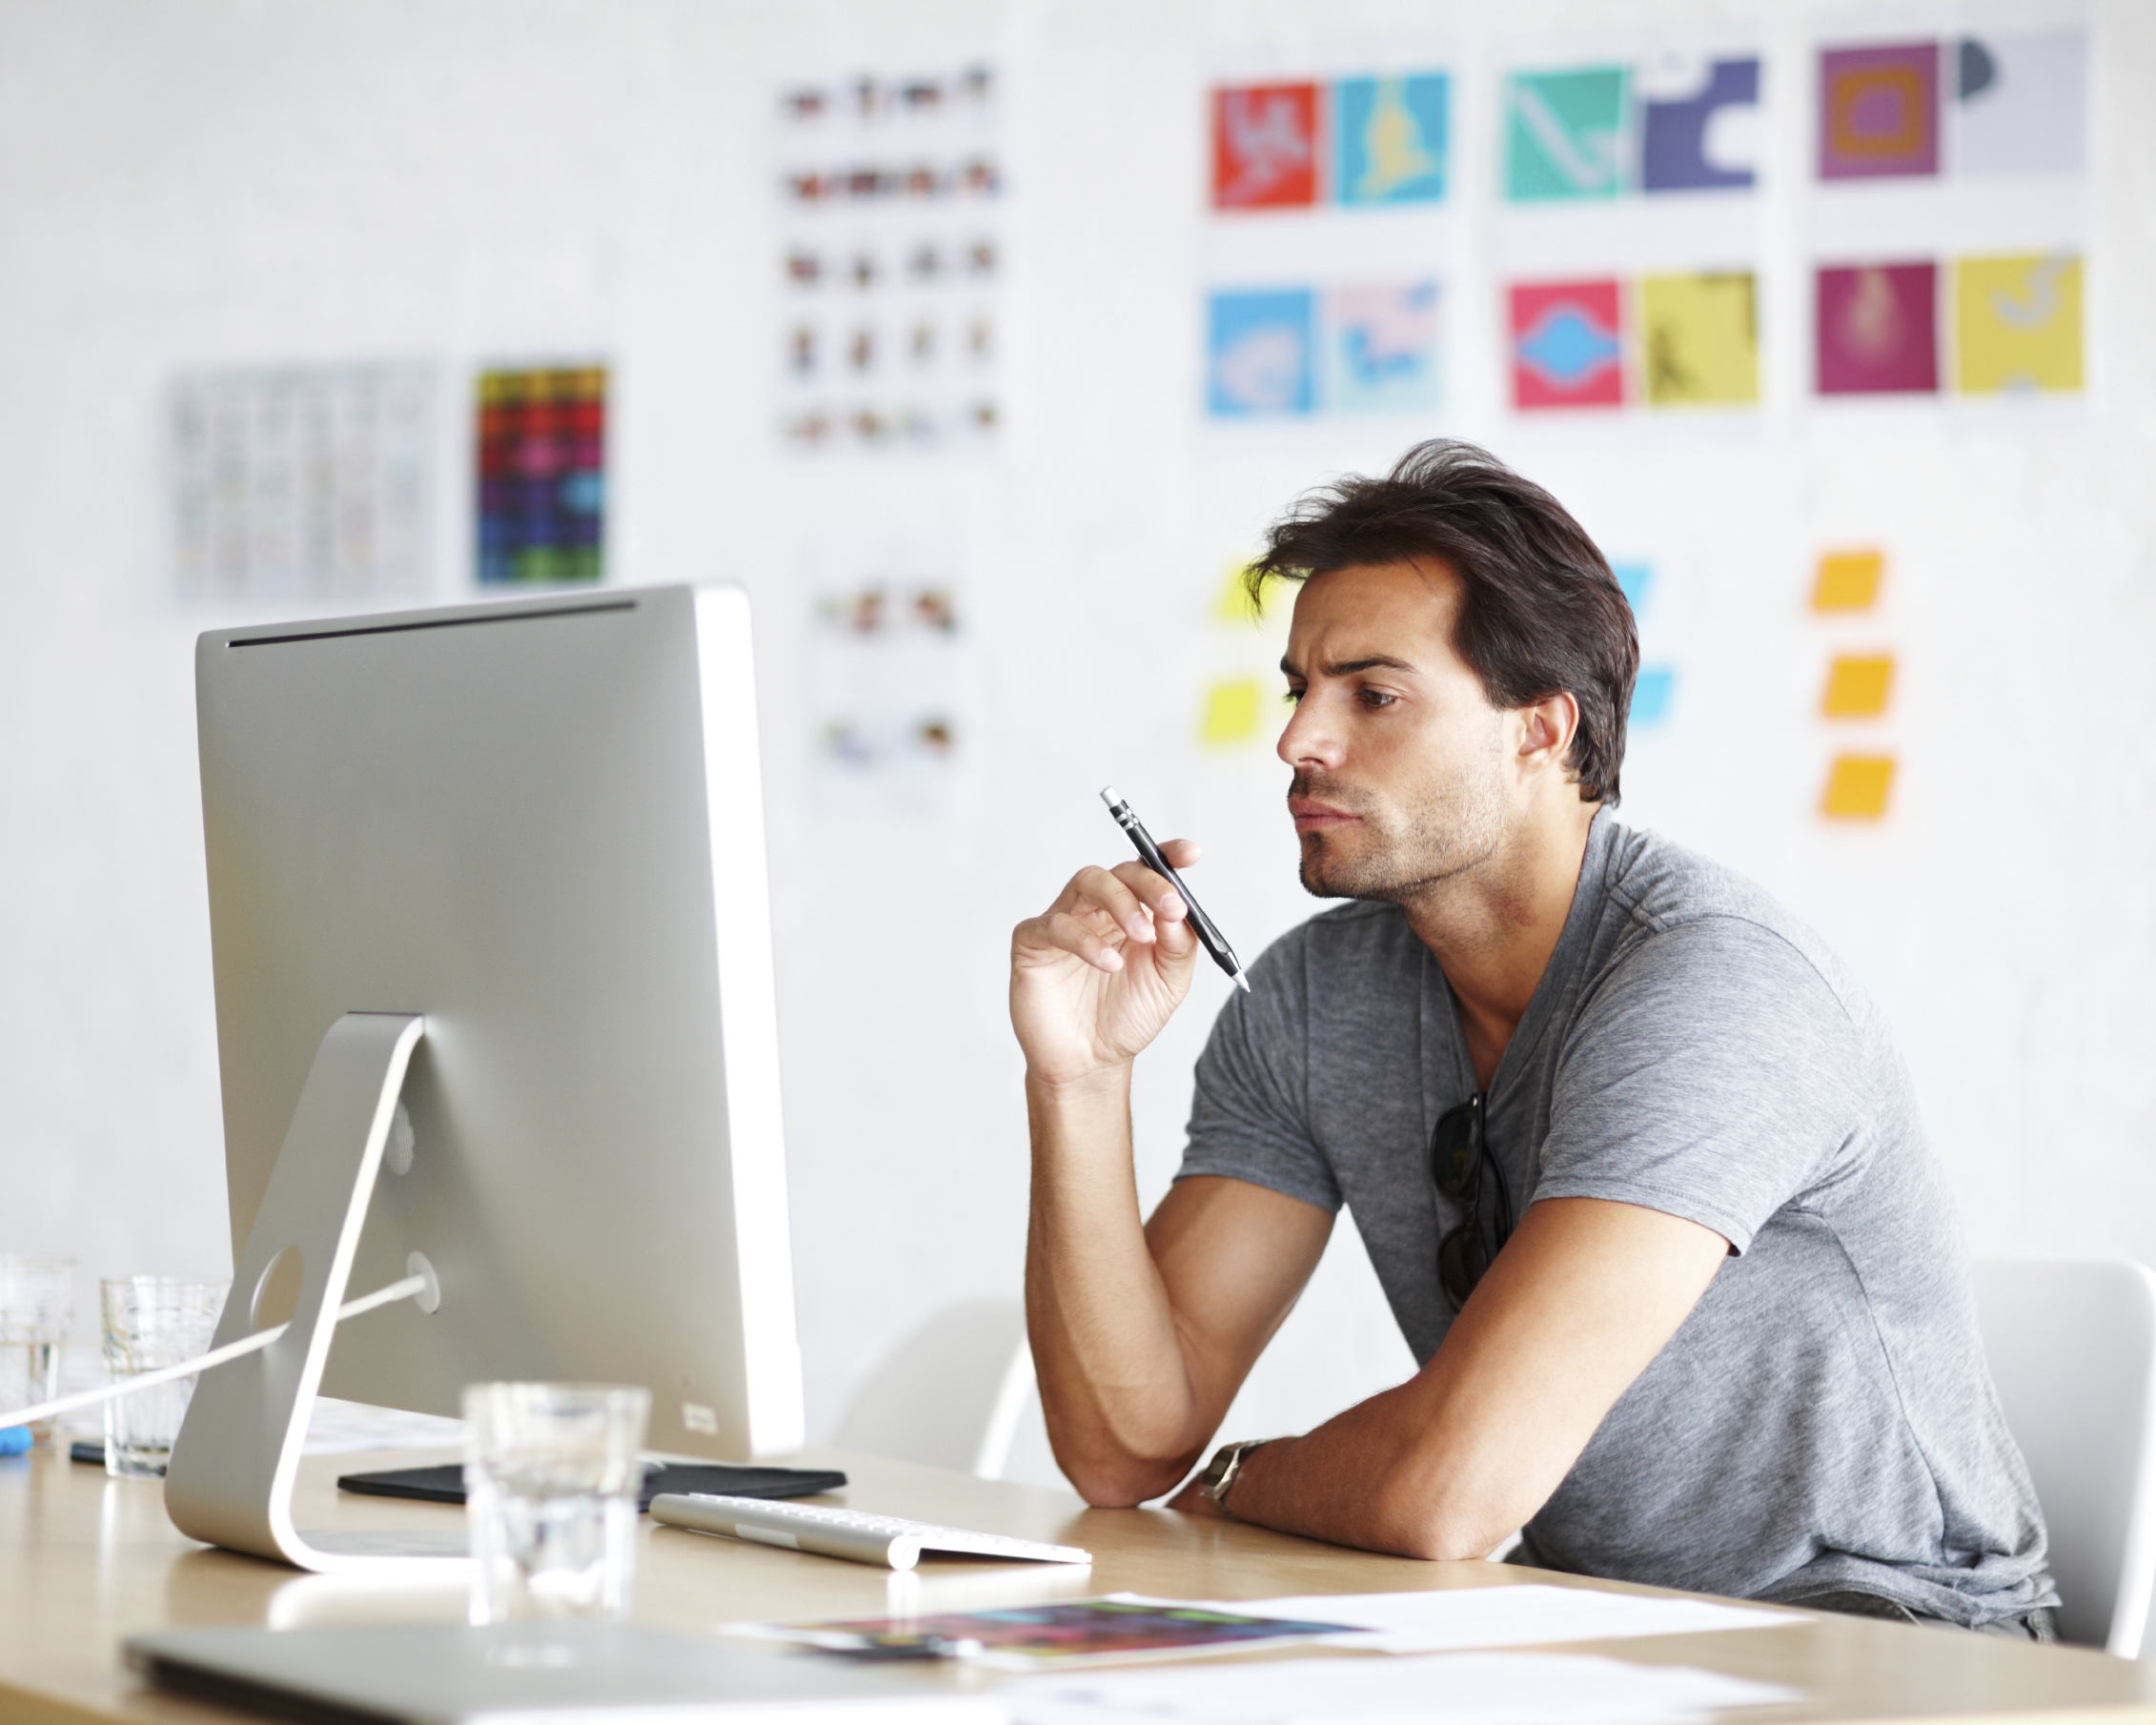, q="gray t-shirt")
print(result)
[1178,811,2054,1626]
